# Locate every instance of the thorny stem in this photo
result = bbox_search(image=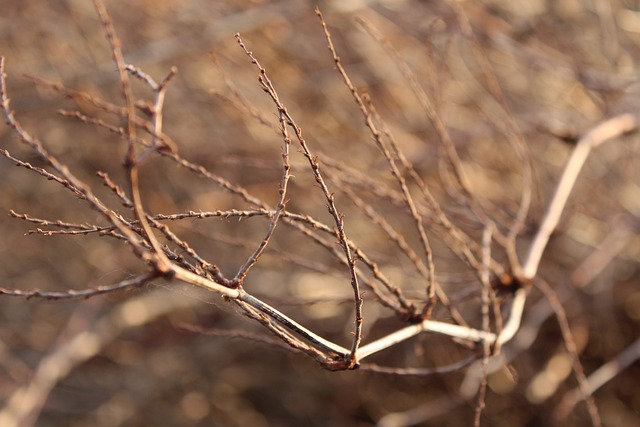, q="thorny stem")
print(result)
[359,94,473,324]
[1,24,349,371]
[50,56,414,317]
[0,273,157,300]
[206,63,417,315]
[4,40,633,375]
[231,40,292,285]
[235,32,363,365]
[355,20,507,280]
